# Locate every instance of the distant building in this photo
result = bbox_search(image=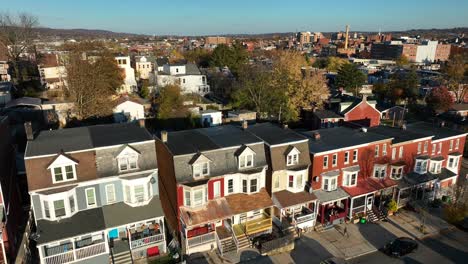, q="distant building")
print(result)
[113,96,146,123]
[156,63,210,95]
[435,44,452,62]
[0,61,10,82]
[200,110,222,127]
[0,82,13,107]
[38,54,67,90]
[135,56,154,80]
[297,32,312,44]
[205,36,231,47]
[115,56,137,94]
[371,41,451,63]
